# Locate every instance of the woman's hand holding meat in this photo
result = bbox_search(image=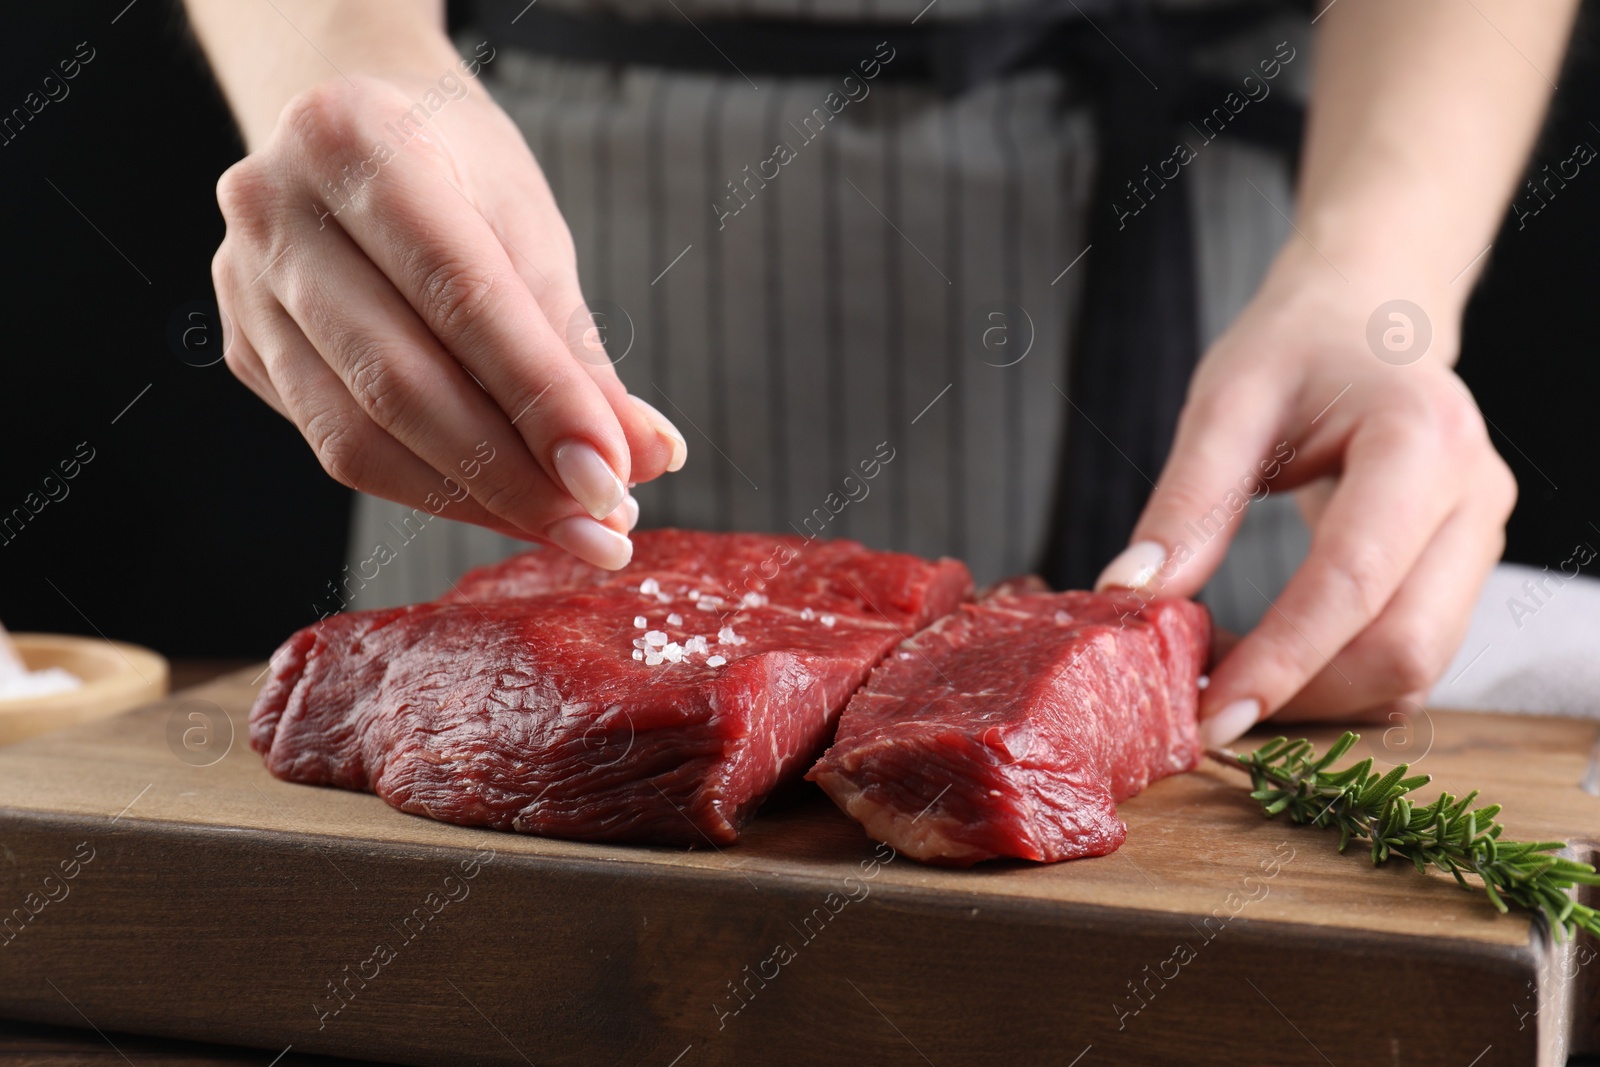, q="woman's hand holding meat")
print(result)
[1098,241,1515,743]
[1096,0,1573,742]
